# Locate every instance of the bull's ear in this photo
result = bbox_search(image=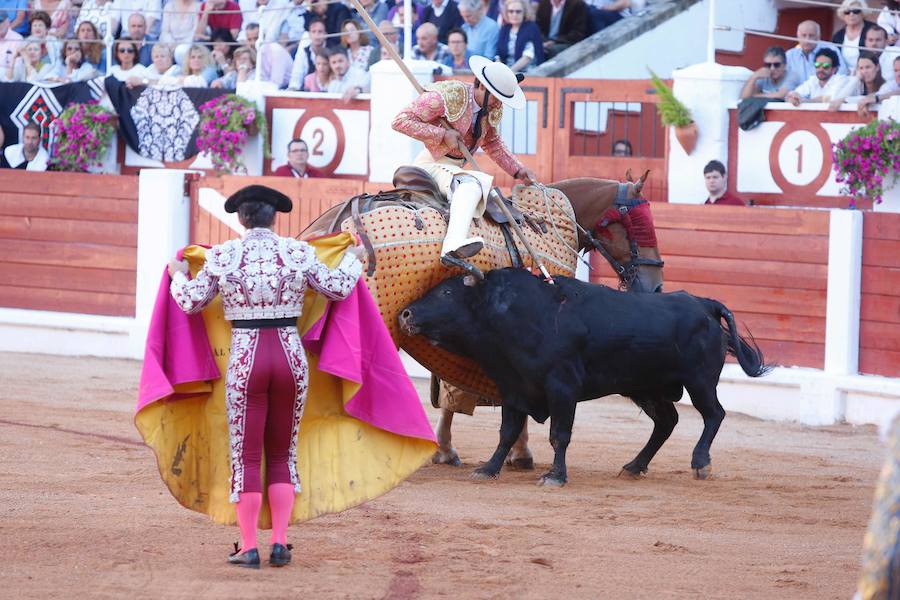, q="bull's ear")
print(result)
[463,274,479,287]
